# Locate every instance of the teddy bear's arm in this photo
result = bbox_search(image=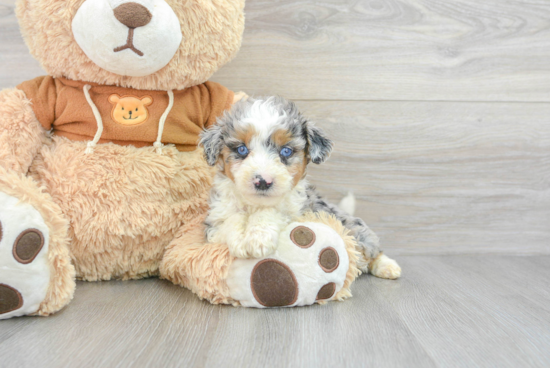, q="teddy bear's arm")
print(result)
[0,88,49,174]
